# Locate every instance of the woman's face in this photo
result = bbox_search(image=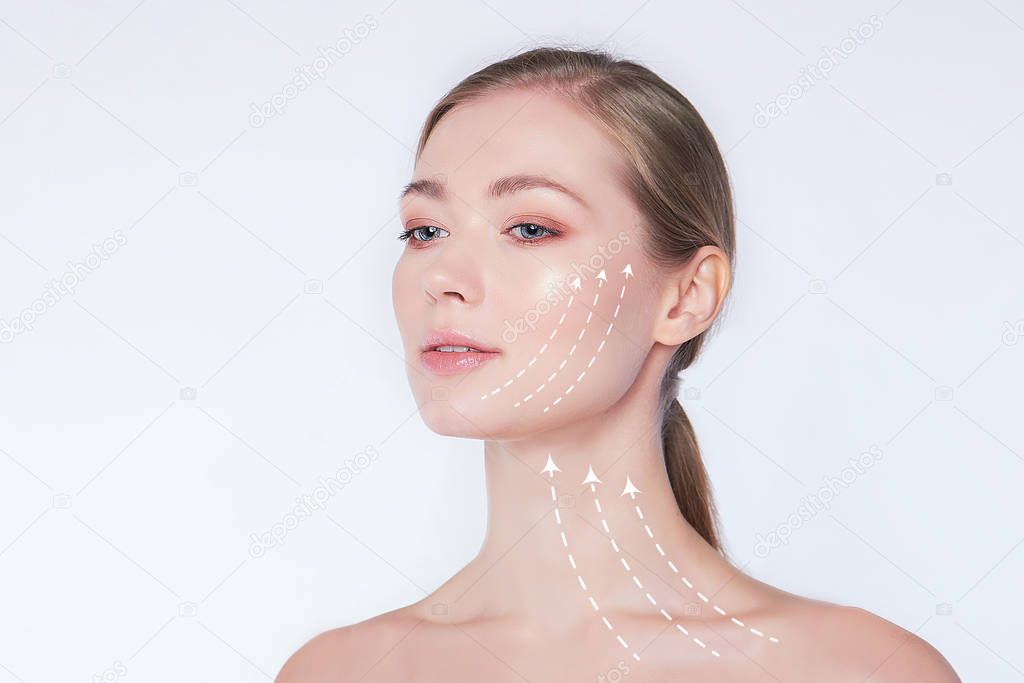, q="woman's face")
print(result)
[392,89,662,439]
